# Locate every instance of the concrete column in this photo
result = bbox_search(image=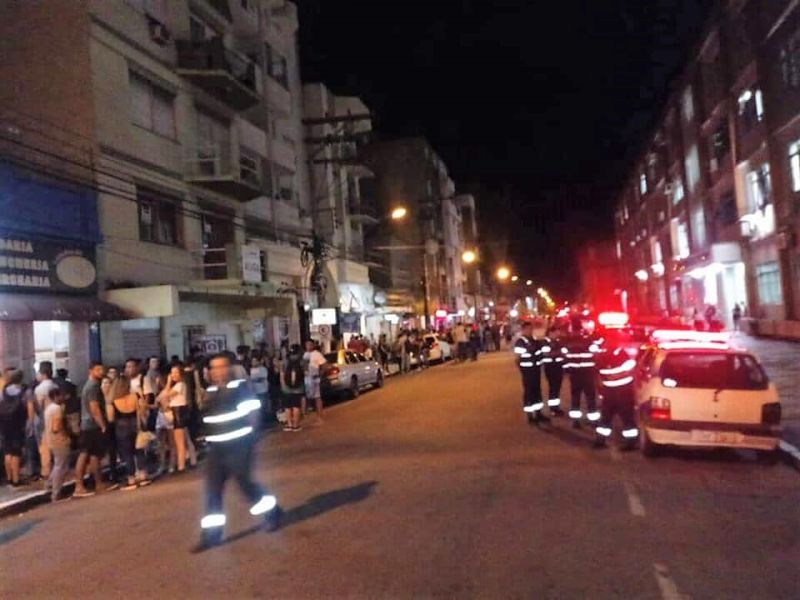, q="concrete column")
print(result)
[0,320,35,376]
